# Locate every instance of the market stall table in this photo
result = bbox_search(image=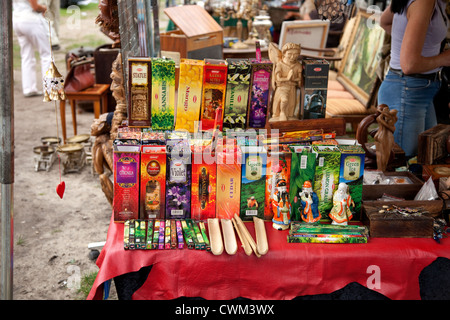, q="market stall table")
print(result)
[88,214,450,300]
